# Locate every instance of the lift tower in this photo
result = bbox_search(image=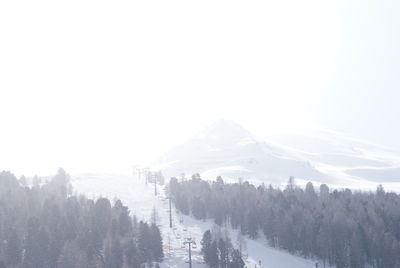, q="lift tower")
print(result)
[183,237,196,268]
